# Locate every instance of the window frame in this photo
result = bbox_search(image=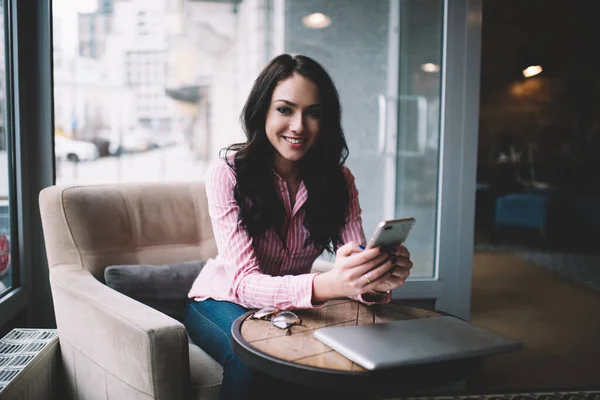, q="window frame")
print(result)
[0,0,55,329]
[0,0,24,328]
